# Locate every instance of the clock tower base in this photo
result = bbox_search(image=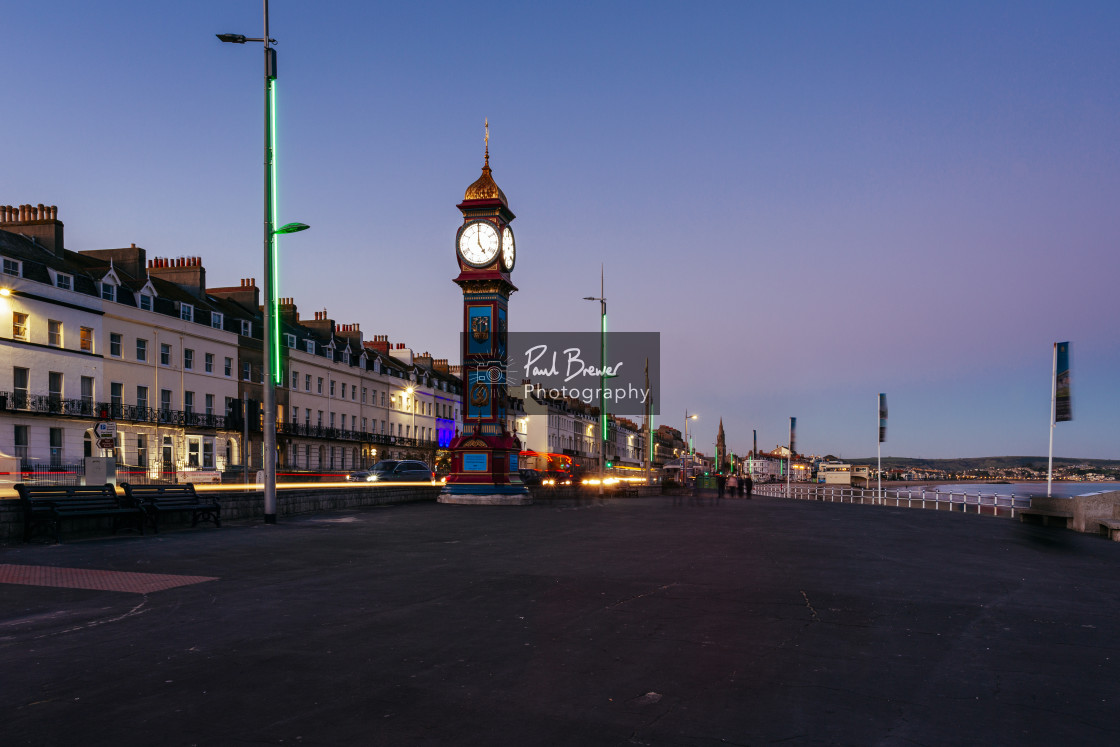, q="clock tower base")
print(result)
[439,432,531,505]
